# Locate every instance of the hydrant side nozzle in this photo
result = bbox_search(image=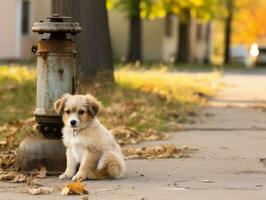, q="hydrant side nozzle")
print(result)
[31,45,38,54]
